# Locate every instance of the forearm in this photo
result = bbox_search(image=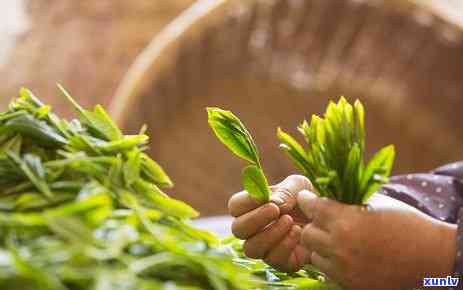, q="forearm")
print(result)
[432,220,457,276]
[379,161,463,289]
